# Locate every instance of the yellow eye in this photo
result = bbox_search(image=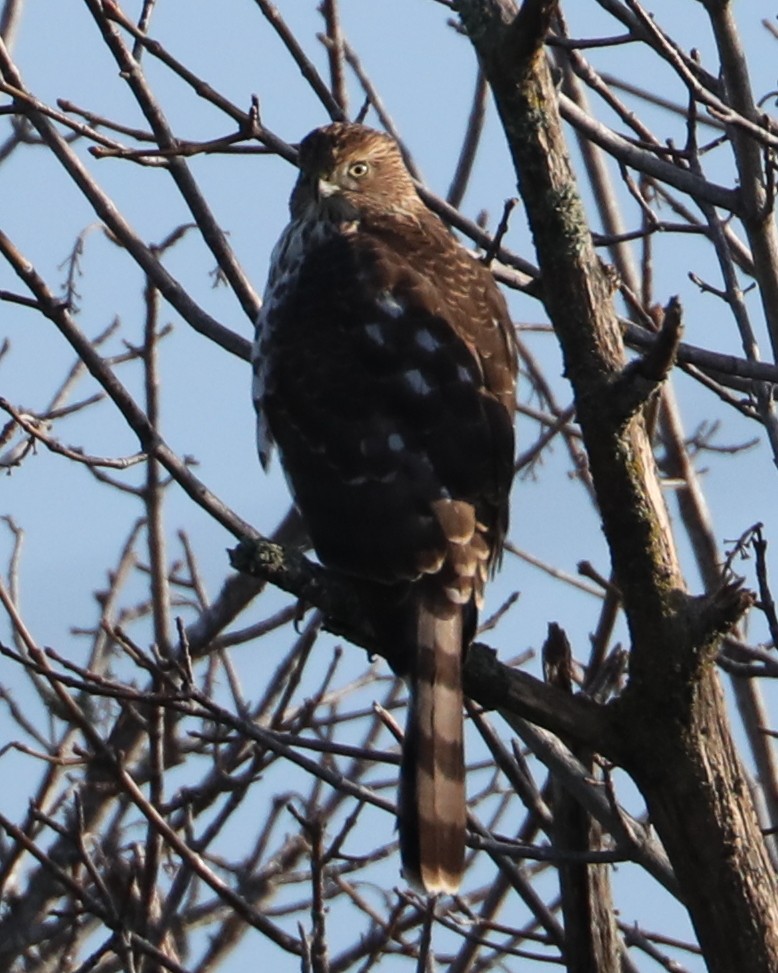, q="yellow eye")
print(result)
[348,161,370,178]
